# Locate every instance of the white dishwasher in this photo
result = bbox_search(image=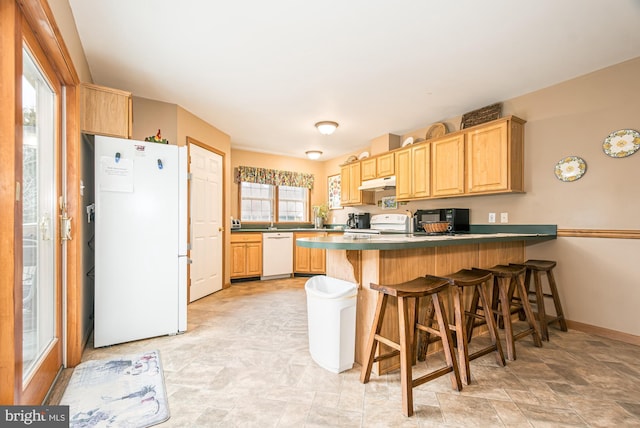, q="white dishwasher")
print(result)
[261,232,294,280]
